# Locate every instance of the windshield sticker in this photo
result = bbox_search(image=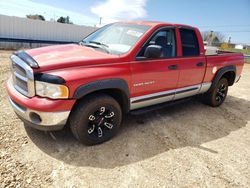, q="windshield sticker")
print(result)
[126,30,143,38]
